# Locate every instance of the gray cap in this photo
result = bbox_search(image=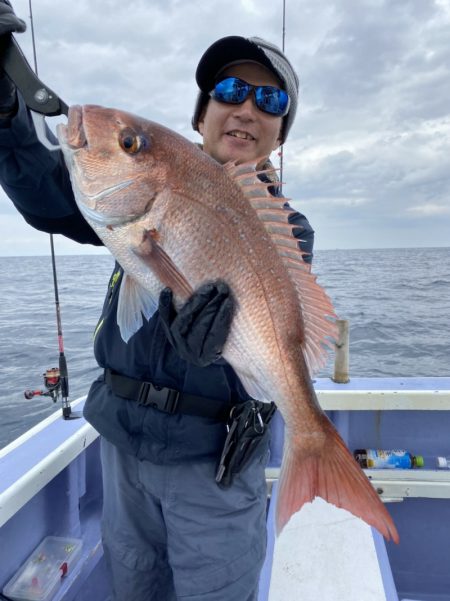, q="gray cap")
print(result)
[192,36,299,144]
